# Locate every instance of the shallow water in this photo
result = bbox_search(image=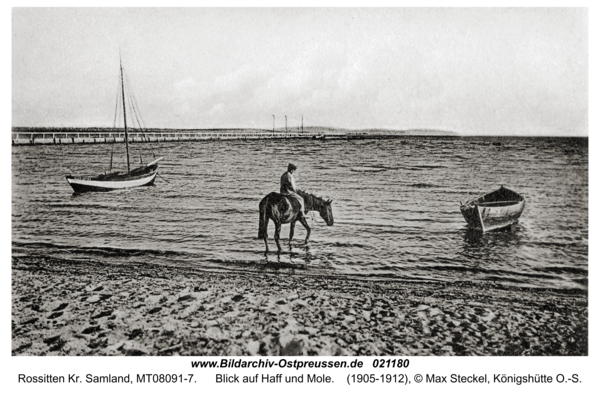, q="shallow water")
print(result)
[12,136,588,290]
